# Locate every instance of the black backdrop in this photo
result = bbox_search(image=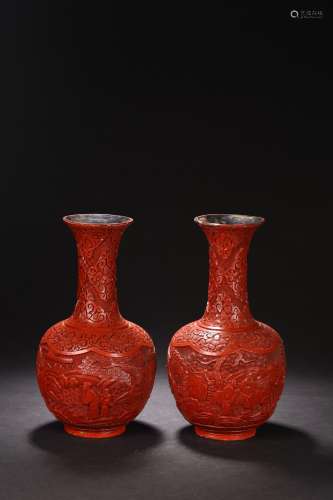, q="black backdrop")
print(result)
[1,4,333,500]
